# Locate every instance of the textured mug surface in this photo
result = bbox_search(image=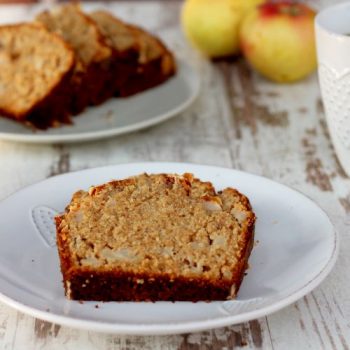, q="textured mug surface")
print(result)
[318,65,350,148]
[316,2,350,176]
